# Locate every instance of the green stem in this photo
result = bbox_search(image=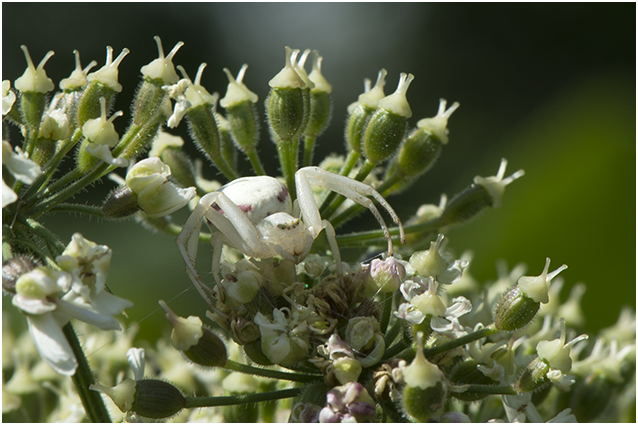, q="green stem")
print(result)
[22,129,84,201]
[63,323,112,423]
[322,159,376,219]
[336,217,440,248]
[379,291,394,335]
[424,325,500,359]
[184,387,303,409]
[384,319,401,347]
[383,339,411,360]
[302,135,316,167]
[19,216,66,255]
[277,140,297,200]
[245,148,267,176]
[49,203,105,217]
[223,359,321,383]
